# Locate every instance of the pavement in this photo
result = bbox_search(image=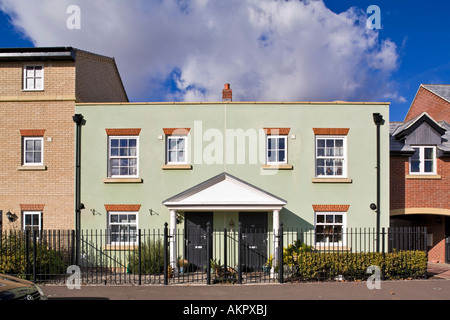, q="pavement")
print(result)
[41,263,450,302]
